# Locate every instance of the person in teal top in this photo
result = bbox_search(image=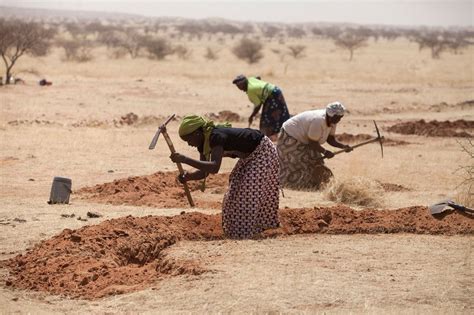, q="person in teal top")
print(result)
[233,75,290,140]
